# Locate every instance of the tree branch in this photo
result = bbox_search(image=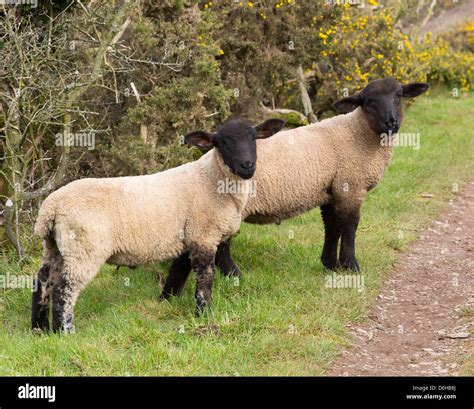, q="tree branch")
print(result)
[297,65,318,123]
